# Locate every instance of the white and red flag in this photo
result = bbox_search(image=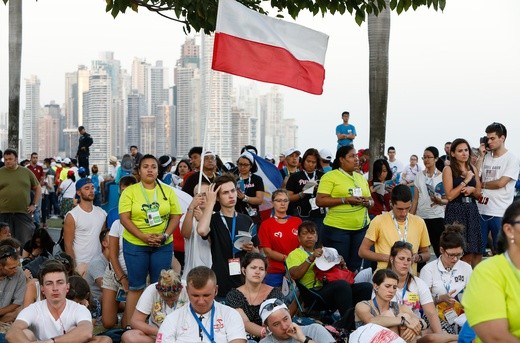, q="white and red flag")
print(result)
[212,0,329,95]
